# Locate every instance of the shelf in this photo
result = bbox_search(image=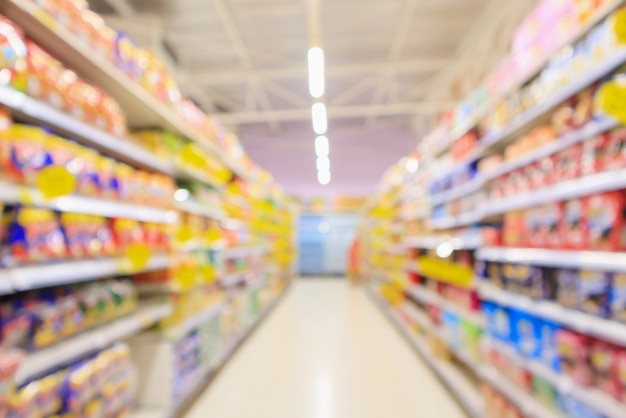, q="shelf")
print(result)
[220,246,267,259]
[478,364,562,418]
[368,291,484,418]
[131,290,287,418]
[480,45,626,156]
[0,0,252,182]
[0,255,170,293]
[406,286,484,327]
[477,247,626,273]
[221,271,251,288]
[478,282,626,347]
[435,0,624,157]
[176,199,225,220]
[485,338,626,418]
[0,86,177,175]
[481,118,618,183]
[485,167,626,217]
[430,210,483,230]
[404,233,482,250]
[0,181,178,224]
[163,303,224,341]
[430,176,484,207]
[16,303,172,384]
